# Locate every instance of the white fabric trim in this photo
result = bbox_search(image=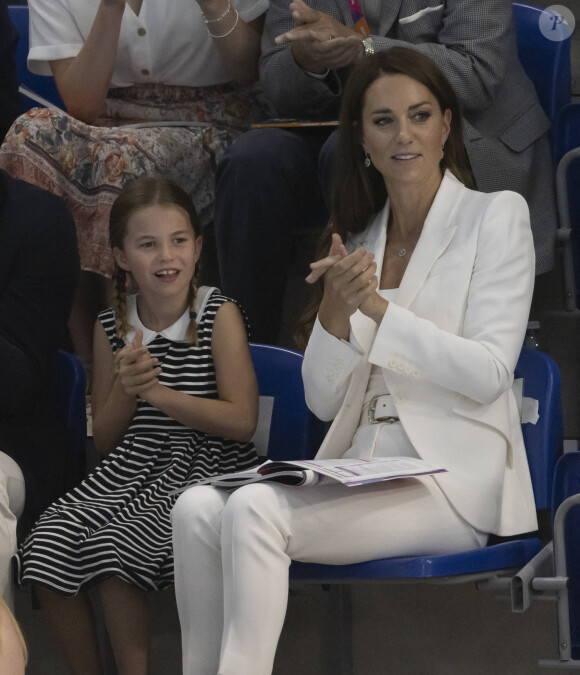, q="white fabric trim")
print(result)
[399,4,444,25]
